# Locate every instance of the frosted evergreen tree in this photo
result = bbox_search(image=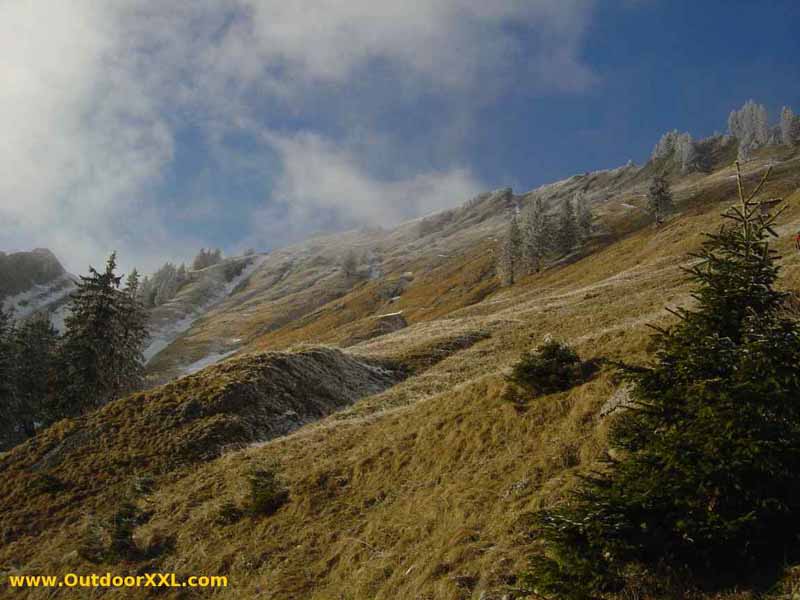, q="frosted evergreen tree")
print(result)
[153,263,178,306]
[192,248,223,270]
[341,250,359,278]
[521,197,552,274]
[117,269,149,392]
[651,130,679,160]
[58,252,146,415]
[498,211,522,285]
[176,263,188,284]
[575,192,594,240]
[729,100,771,160]
[675,132,697,172]
[556,197,579,254]
[647,176,674,225]
[652,130,698,173]
[11,314,59,437]
[780,106,800,146]
[138,274,154,308]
